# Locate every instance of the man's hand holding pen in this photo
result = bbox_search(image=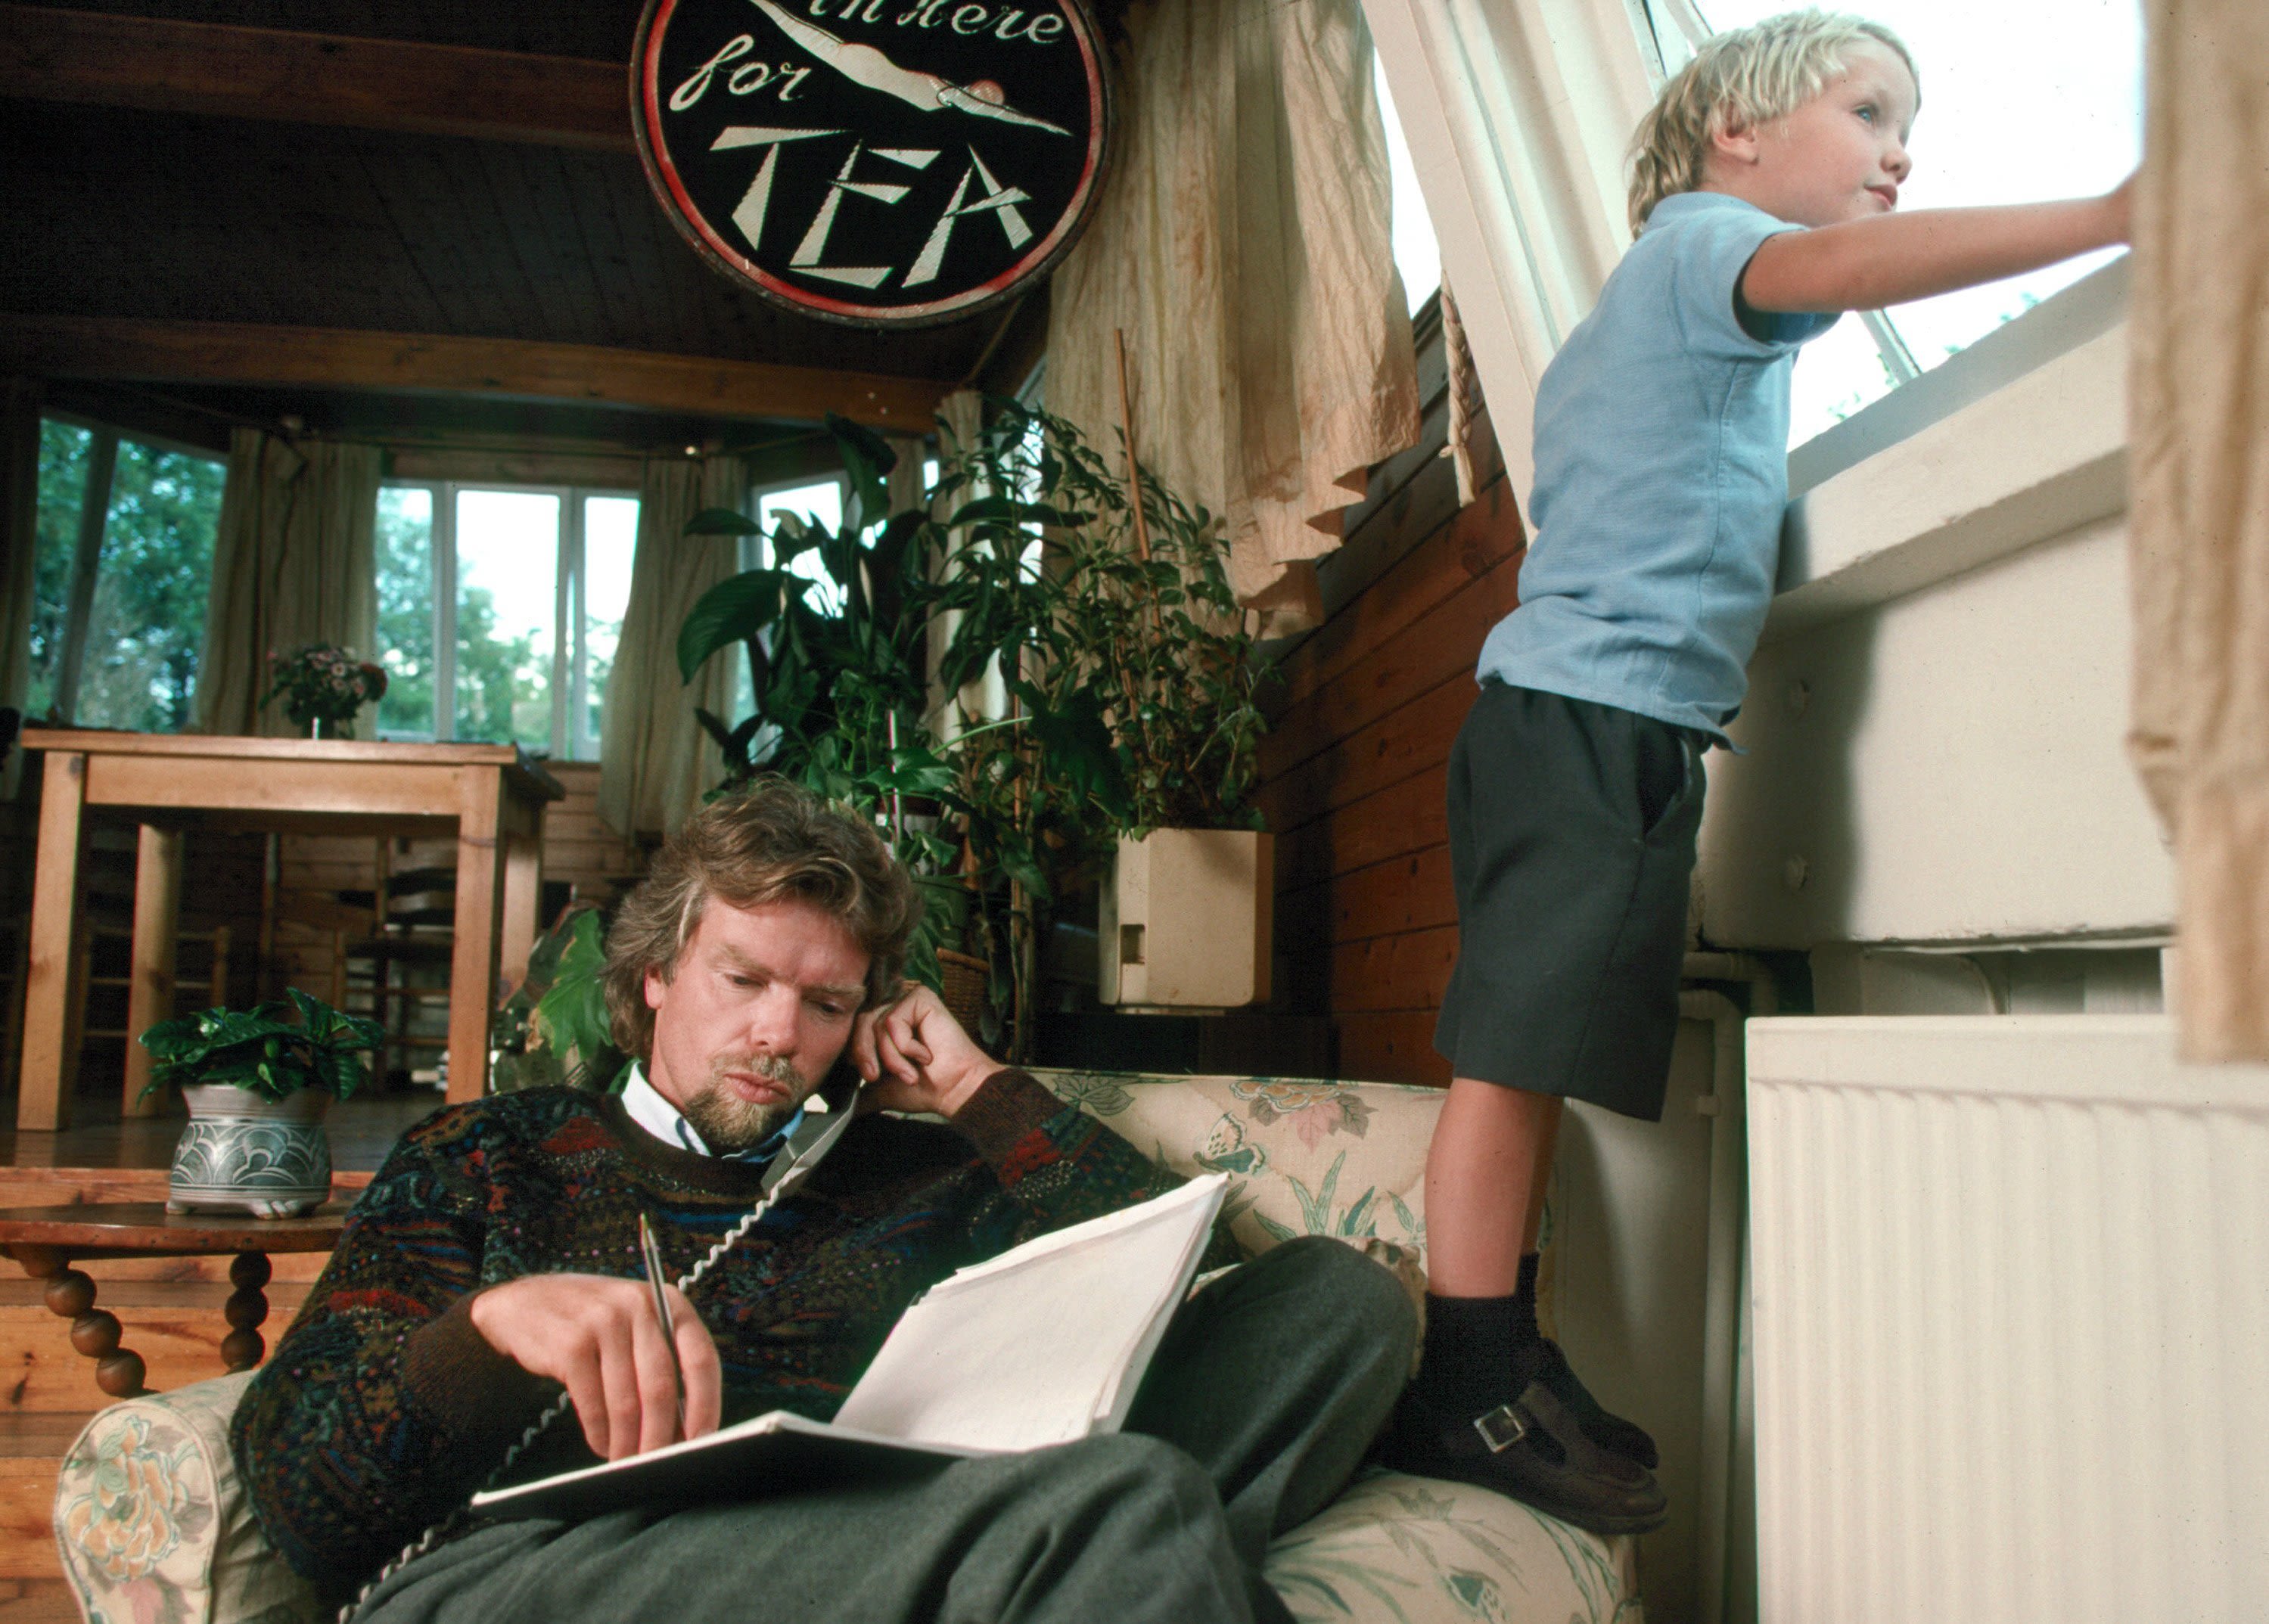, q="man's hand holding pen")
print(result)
[468,1272,721,1460]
